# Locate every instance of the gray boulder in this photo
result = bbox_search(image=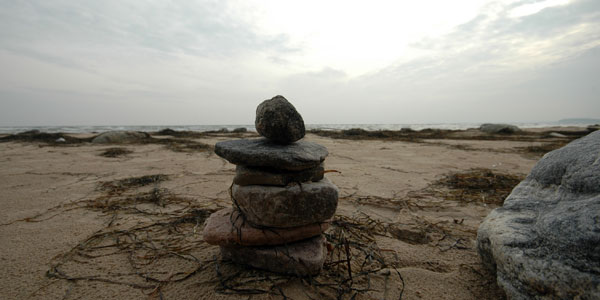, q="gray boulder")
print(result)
[232,178,338,228]
[92,131,149,144]
[255,95,305,144]
[214,138,328,171]
[477,131,600,299]
[479,123,521,134]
